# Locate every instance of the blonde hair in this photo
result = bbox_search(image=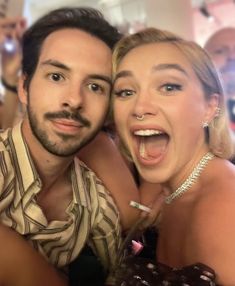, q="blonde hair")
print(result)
[112,27,235,160]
